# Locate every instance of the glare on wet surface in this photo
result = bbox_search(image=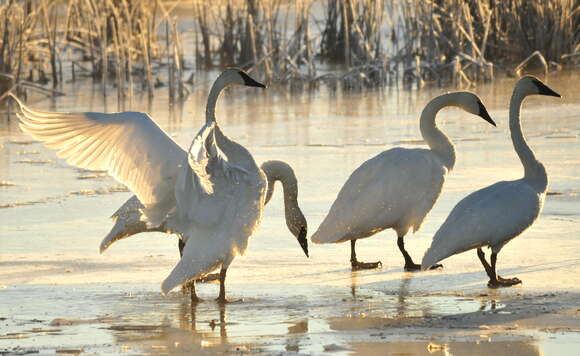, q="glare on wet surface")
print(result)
[1,71,580,355]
